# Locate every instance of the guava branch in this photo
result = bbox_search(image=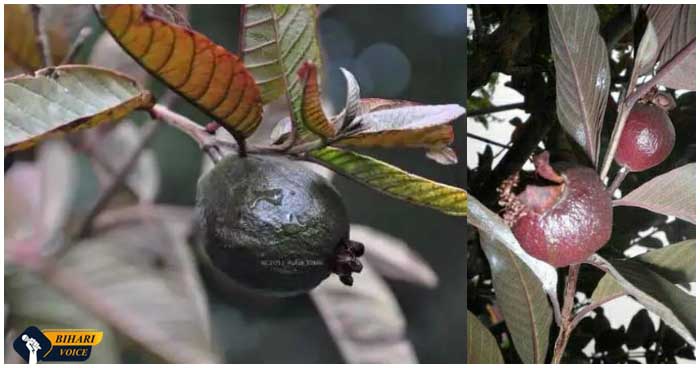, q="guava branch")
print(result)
[30,5,52,68]
[466,132,510,149]
[551,264,580,364]
[570,291,626,331]
[466,102,525,117]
